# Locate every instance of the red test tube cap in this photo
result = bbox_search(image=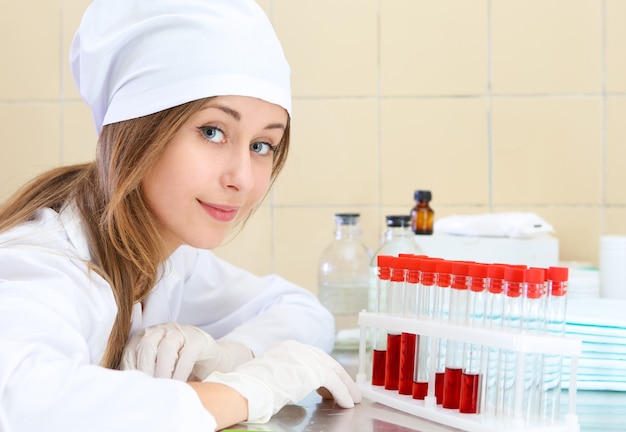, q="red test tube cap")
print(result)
[525,267,546,299]
[487,264,507,294]
[377,255,392,280]
[436,260,452,287]
[504,266,525,297]
[548,266,569,296]
[420,258,438,286]
[406,257,422,284]
[548,266,569,282]
[390,257,407,282]
[468,263,488,292]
